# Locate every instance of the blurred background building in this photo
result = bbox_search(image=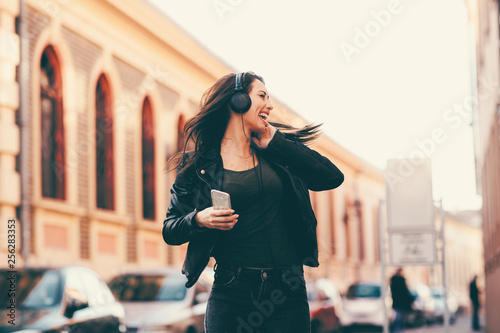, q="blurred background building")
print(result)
[469,0,500,330]
[0,0,486,313]
[428,210,484,308]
